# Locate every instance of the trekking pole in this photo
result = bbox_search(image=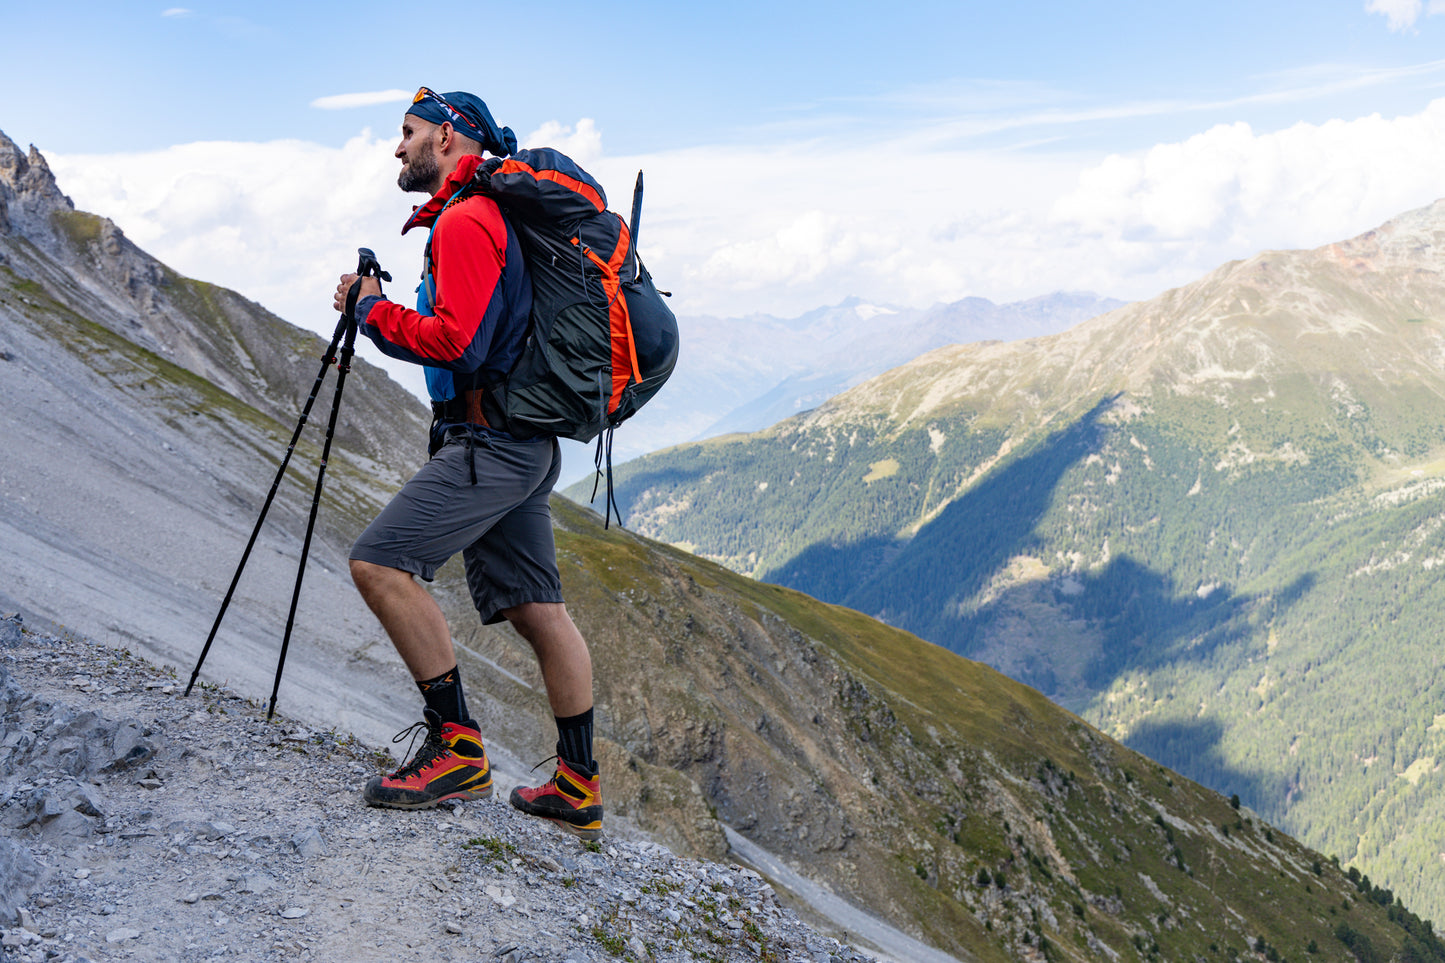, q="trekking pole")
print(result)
[185,315,350,698]
[185,249,390,715]
[265,248,389,719]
